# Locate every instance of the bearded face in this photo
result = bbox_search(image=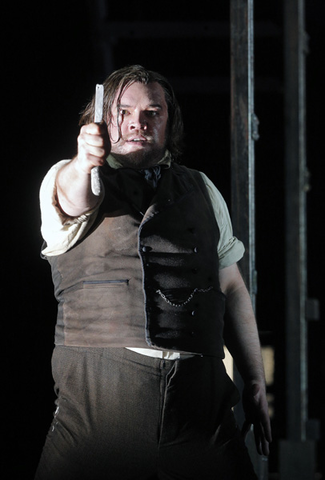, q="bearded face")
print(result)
[108,82,169,169]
